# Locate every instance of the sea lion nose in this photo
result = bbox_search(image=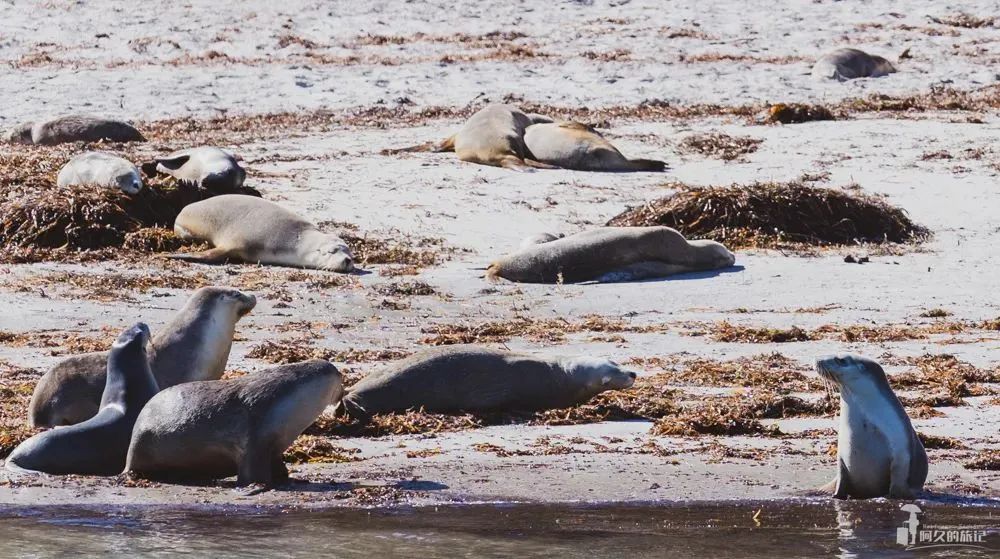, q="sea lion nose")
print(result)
[628,371,637,379]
